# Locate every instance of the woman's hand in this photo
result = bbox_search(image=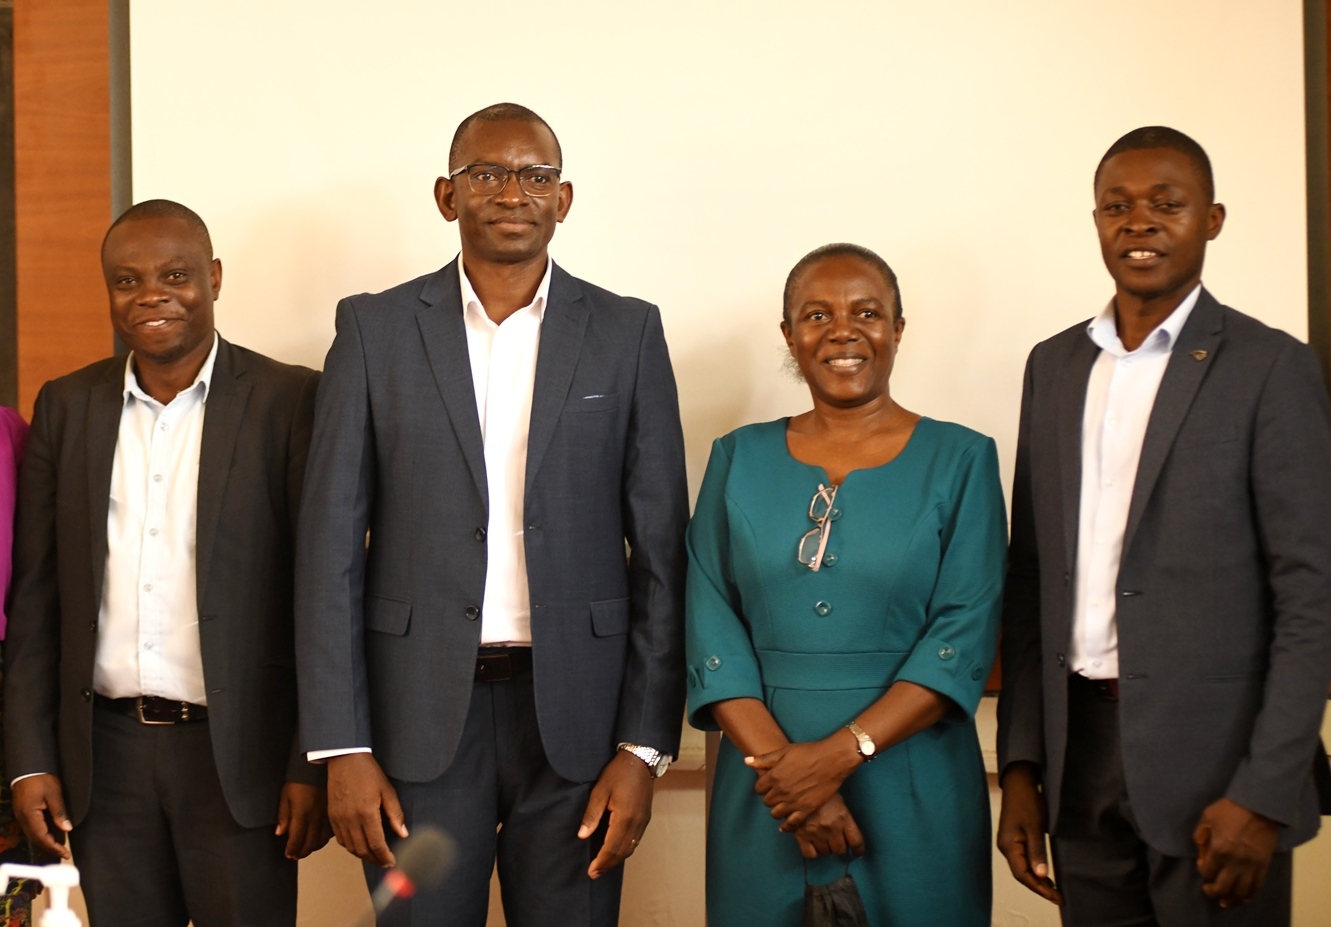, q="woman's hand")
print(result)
[792,794,866,859]
[747,729,861,828]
